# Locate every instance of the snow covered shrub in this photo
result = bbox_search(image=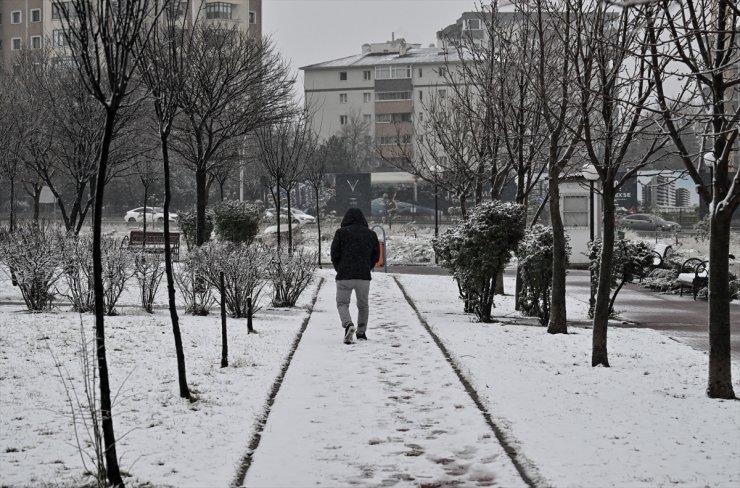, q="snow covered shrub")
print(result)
[174,252,215,316]
[268,248,316,307]
[60,233,95,313]
[516,225,562,326]
[213,201,262,244]
[100,238,135,316]
[194,242,269,317]
[693,216,710,242]
[0,222,64,311]
[433,201,526,322]
[588,239,654,317]
[133,253,165,314]
[178,208,214,250]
